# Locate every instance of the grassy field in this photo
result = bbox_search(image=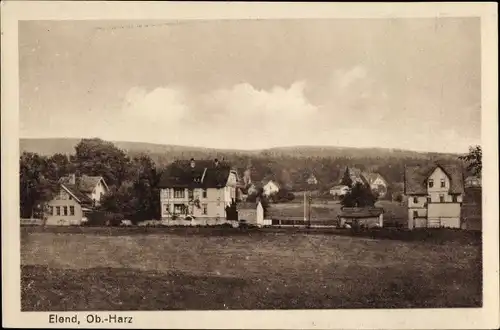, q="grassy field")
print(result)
[21,227,481,311]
